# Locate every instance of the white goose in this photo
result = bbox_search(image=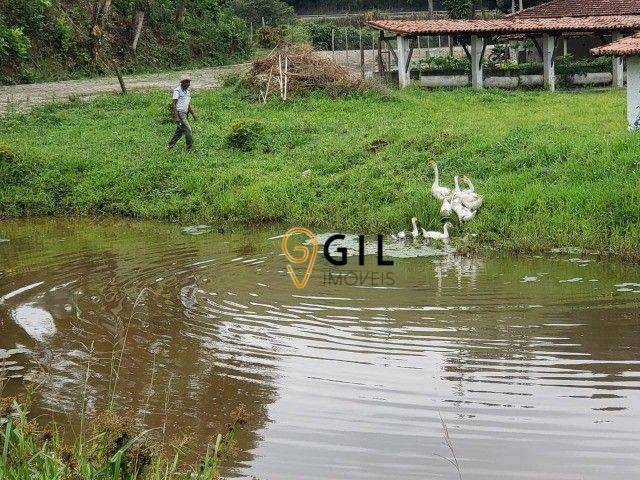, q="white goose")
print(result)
[440,194,453,218]
[461,175,484,210]
[454,176,483,211]
[452,196,476,222]
[428,160,452,201]
[391,217,420,241]
[461,175,476,194]
[422,222,453,241]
